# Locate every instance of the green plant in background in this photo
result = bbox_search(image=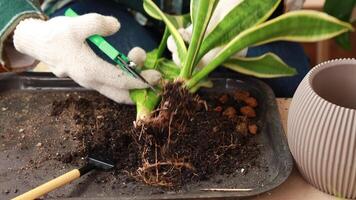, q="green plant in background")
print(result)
[130,0,353,120]
[324,0,356,50]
